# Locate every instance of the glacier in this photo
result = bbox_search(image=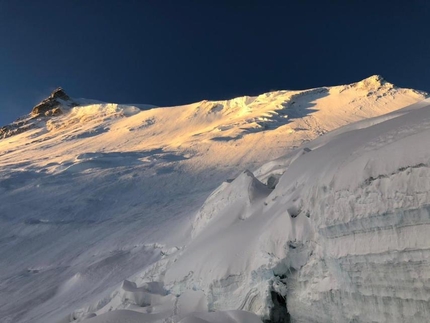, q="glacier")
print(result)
[0,76,429,323]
